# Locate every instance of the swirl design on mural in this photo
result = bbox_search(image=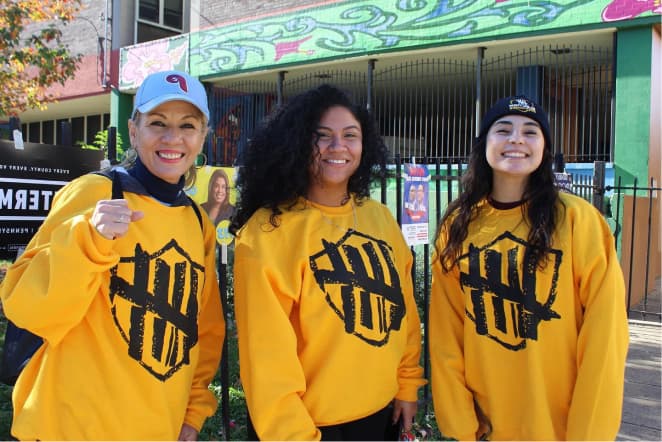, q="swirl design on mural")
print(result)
[131,0,655,79]
[189,0,590,74]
